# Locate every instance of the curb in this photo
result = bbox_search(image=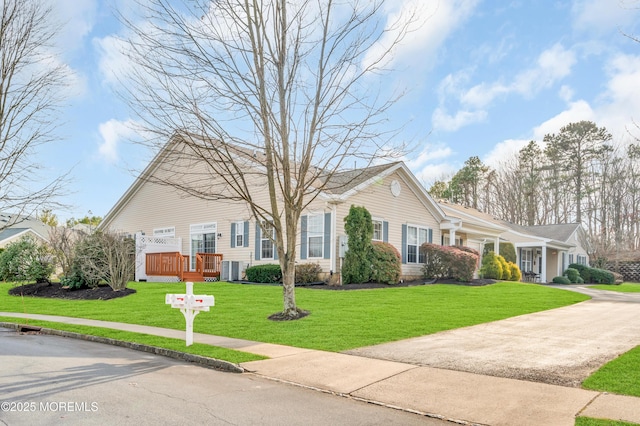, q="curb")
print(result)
[0,321,244,374]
